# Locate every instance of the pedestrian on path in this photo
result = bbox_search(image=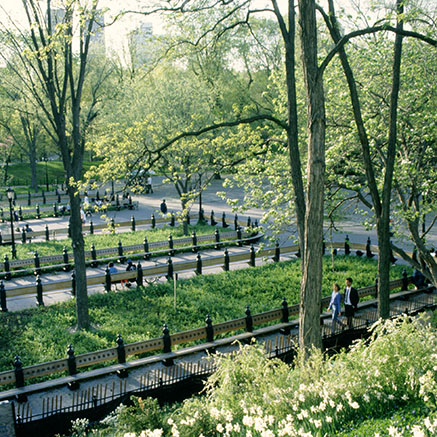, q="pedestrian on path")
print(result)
[160,199,168,214]
[328,283,345,334]
[344,277,359,329]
